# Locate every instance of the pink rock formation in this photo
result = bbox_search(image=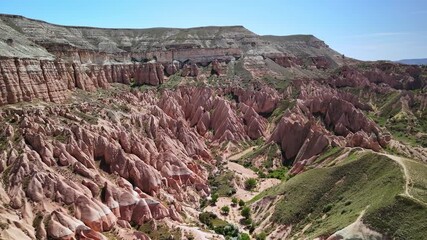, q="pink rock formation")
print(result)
[135,63,165,86]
